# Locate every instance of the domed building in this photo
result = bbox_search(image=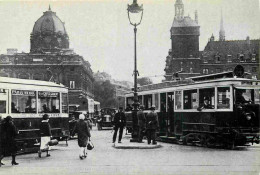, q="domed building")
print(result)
[30,6,70,53]
[0,6,94,112]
